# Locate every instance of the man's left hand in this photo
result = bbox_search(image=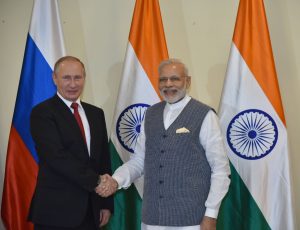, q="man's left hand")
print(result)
[99,209,111,227]
[200,216,216,230]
